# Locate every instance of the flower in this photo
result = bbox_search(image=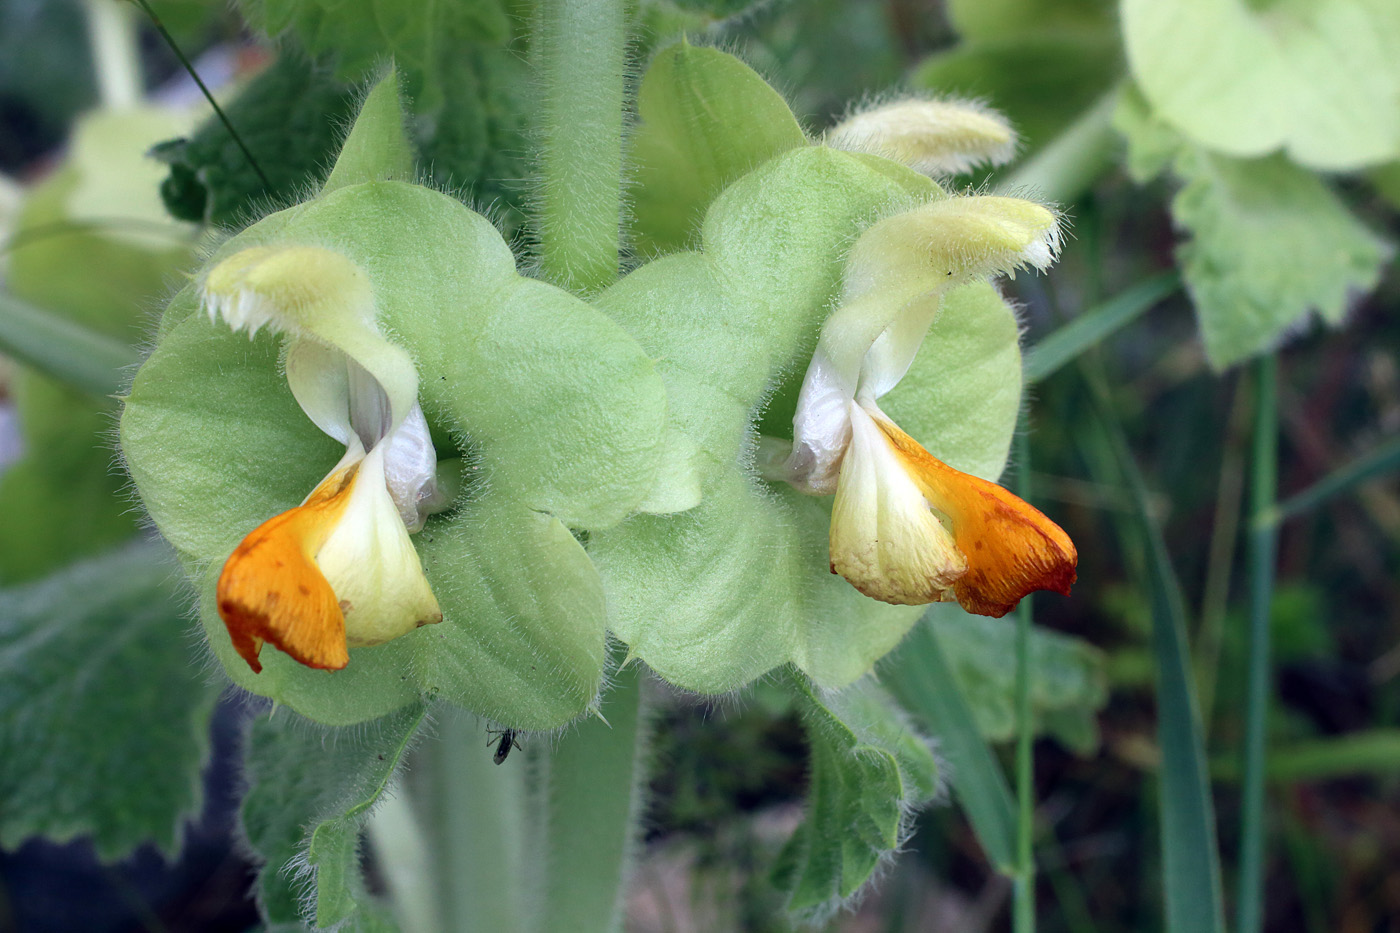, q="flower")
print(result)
[201,244,445,672]
[766,194,1077,616]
